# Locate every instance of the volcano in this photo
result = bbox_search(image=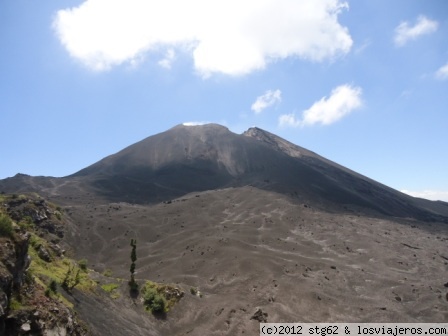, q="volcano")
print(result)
[3,123,447,220]
[1,124,447,336]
